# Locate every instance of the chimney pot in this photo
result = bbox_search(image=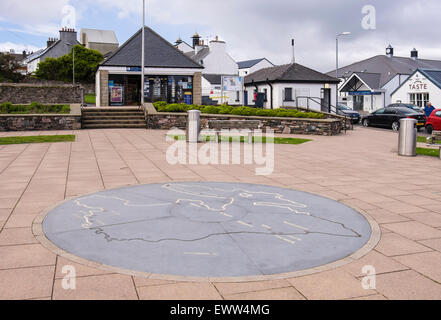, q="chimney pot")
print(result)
[411,48,418,60]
